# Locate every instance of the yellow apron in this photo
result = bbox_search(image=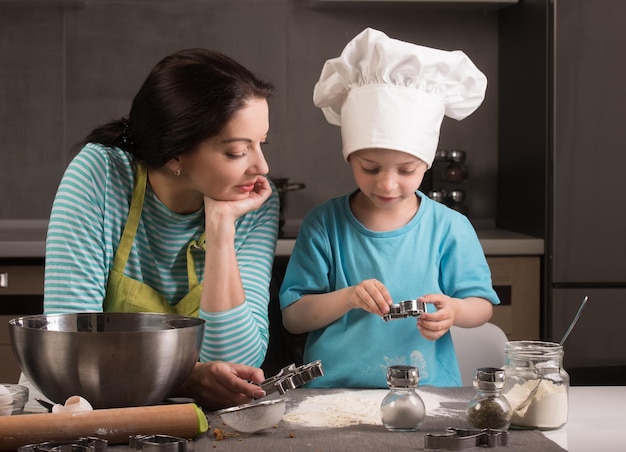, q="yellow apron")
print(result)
[104,164,204,316]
